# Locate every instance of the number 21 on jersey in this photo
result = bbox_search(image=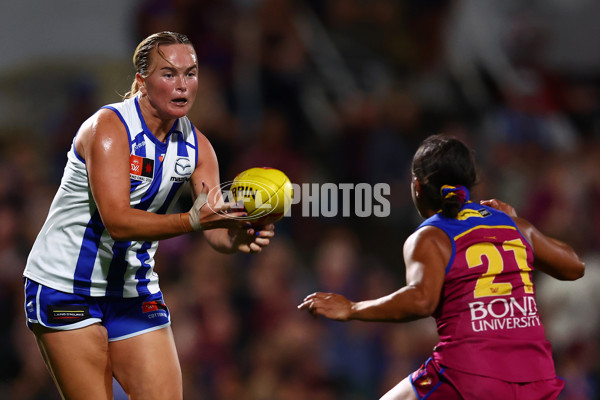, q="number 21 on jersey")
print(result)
[466,238,534,298]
